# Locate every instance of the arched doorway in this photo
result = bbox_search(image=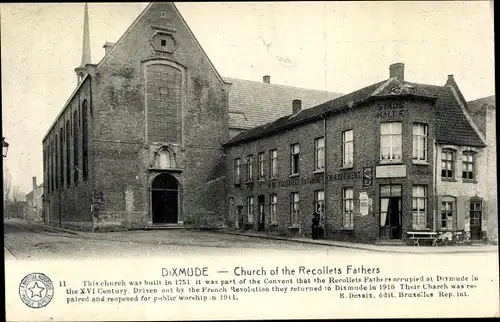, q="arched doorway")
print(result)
[151,173,179,224]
